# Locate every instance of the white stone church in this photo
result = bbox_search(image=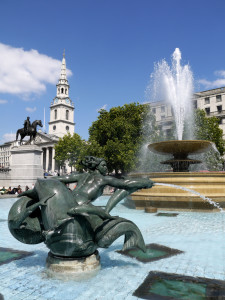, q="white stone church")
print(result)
[0,53,75,175]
